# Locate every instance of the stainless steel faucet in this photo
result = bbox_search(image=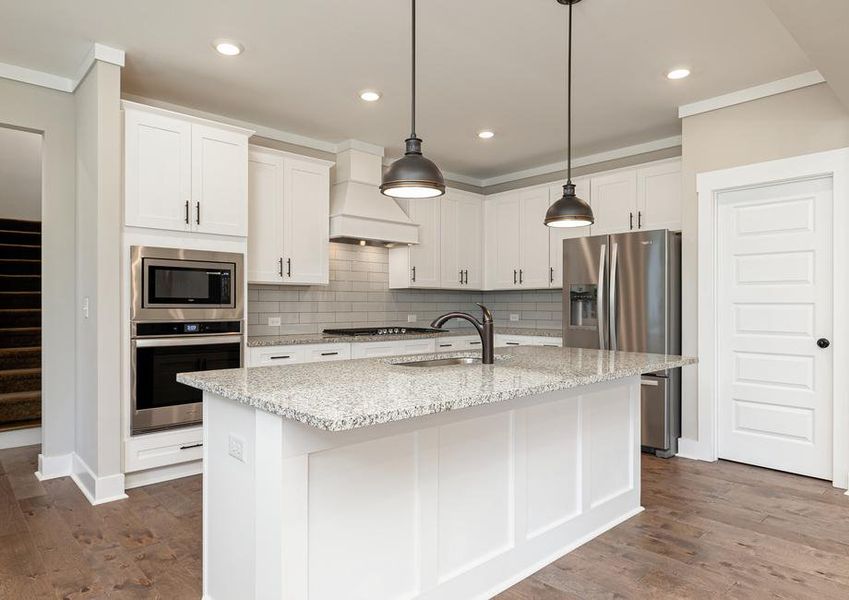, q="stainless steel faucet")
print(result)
[431,303,495,364]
